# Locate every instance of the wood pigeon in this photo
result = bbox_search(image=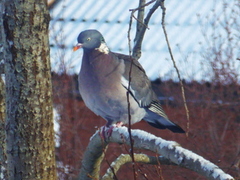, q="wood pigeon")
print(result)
[74,29,185,133]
